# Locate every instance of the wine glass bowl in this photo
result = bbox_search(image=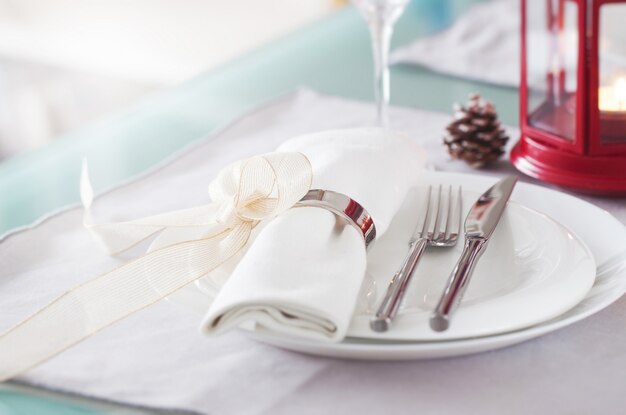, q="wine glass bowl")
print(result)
[352,0,408,24]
